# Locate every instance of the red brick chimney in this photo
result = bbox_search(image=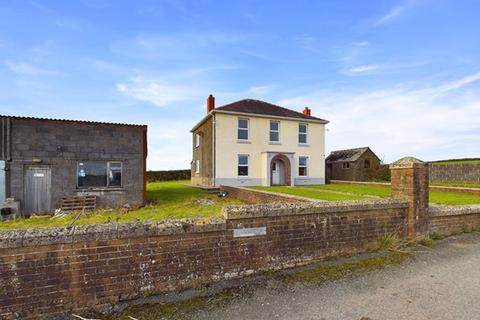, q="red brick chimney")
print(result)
[303,107,311,116]
[207,94,215,113]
